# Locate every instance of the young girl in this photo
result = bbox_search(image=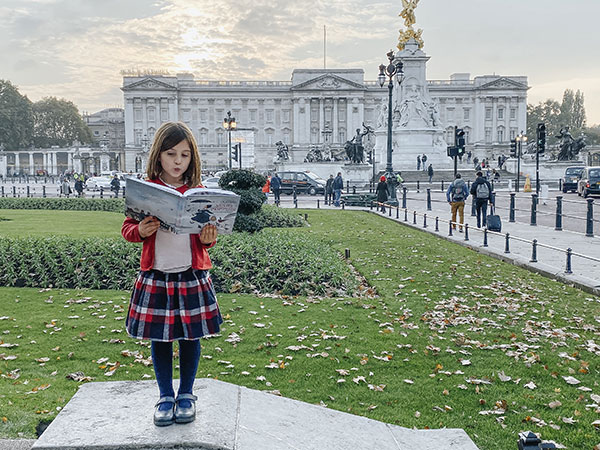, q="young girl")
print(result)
[121,122,222,427]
